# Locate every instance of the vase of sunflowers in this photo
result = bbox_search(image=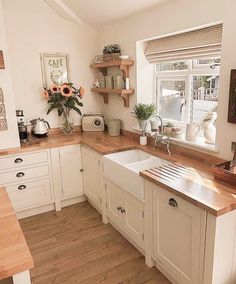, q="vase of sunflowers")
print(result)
[43,83,85,134]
